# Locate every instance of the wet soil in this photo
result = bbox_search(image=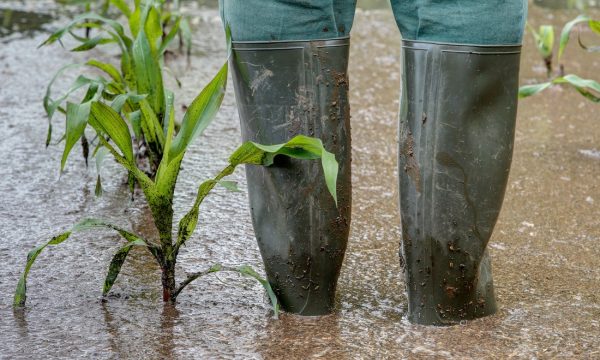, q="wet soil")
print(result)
[0,0,599,358]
